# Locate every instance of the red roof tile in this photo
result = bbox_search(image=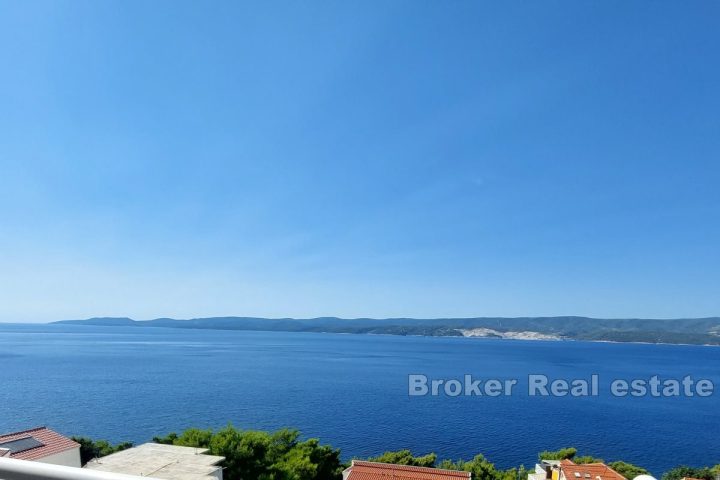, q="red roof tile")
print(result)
[346,461,472,480]
[560,460,627,480]
[0,426,80,461]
